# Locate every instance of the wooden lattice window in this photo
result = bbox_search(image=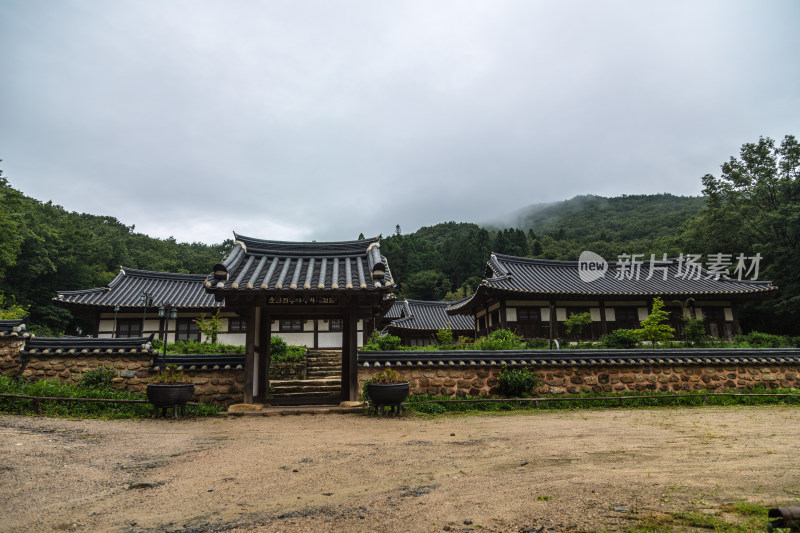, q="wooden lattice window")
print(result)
[176,318,201,341]
[228,316,247,333]
[279,319,304,332]
[116,319,142,338]
[516,308,541,322]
